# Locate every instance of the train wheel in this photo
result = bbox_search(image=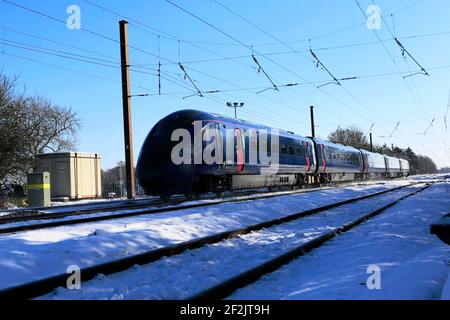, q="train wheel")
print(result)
[193,194,201,200]
[184,194,194,201]
[160,195,171,202]
[216,191,225,198]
